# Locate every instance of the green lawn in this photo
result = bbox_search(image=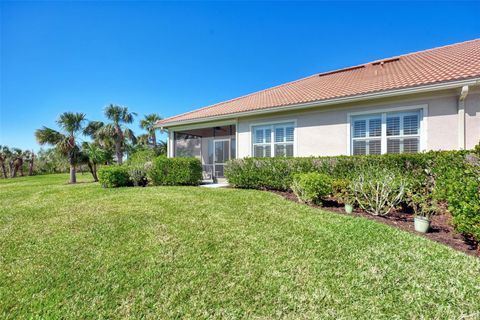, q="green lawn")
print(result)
[1,174,479,319]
